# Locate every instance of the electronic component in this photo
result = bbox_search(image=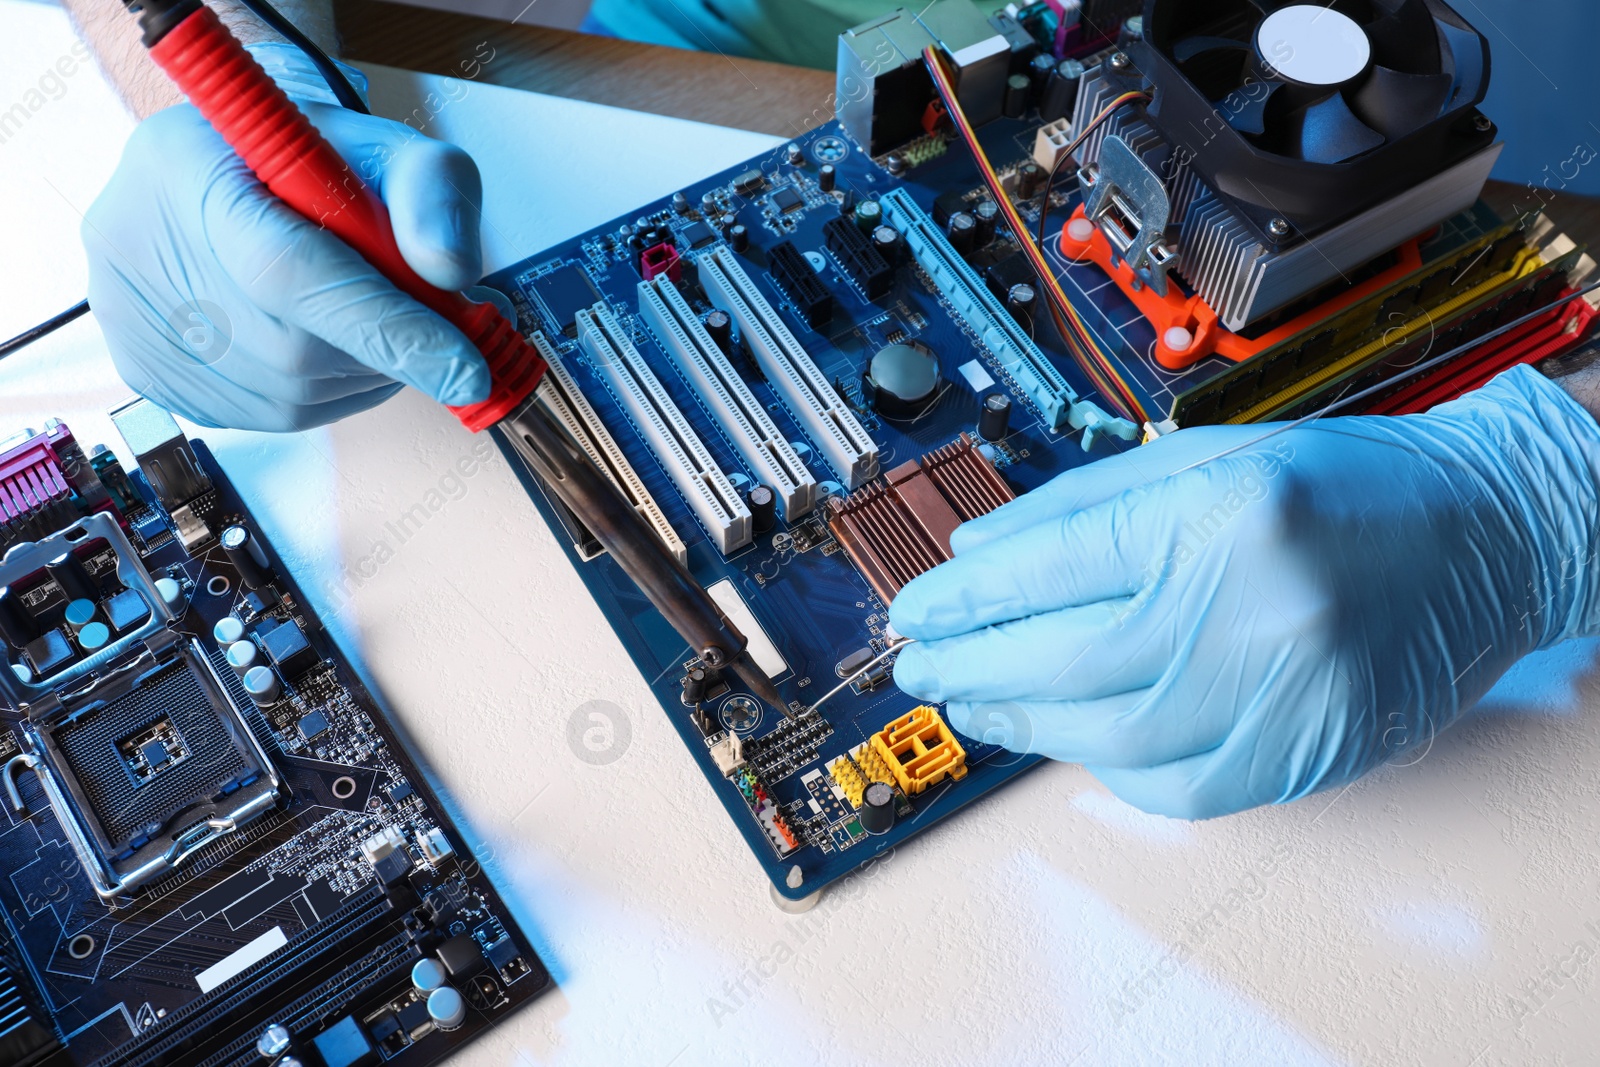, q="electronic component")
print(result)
[854,198,882,231]
[823,215,893,300]
[312,1016,377,1067]
[947,211,977,255]
[244,663,280,705]
[639,242,682,282]
[709,731,746,776]
[869,705,968,795]
[747,485,777,534]
[698,246,880,488]
[531,332,685,565]
[438,933,487,979]
[578,303,753,554]
[1,421,120,557]
[109,397,212,515]
[428,987,466,1032]
[103,587,151,633]
[528,261,602,338]
[830,434,1014,602]
[298,709,330,740]
[732,169,765,195]
[680,219,716,248]
[726,223,750,252]
[771,186,804,213]
[1039,58,1083,122]
[863,342,941,419]
[766,241,833,329]
[818,163,836,191]
[220,522,270,588]
[639,276,817,519]
[978,392,1012,441]
[1032,116,1073,172]
[258,615,319,677]
[860,780,896,834]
